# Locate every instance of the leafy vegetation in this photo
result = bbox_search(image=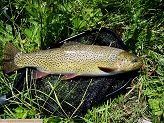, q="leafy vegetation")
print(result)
[0,0,163,122]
